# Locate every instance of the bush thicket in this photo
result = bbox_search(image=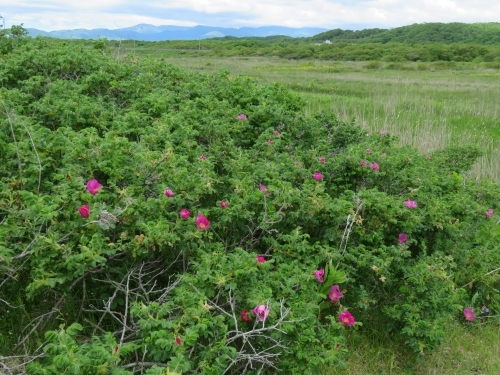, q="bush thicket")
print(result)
[1,38,499,374]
